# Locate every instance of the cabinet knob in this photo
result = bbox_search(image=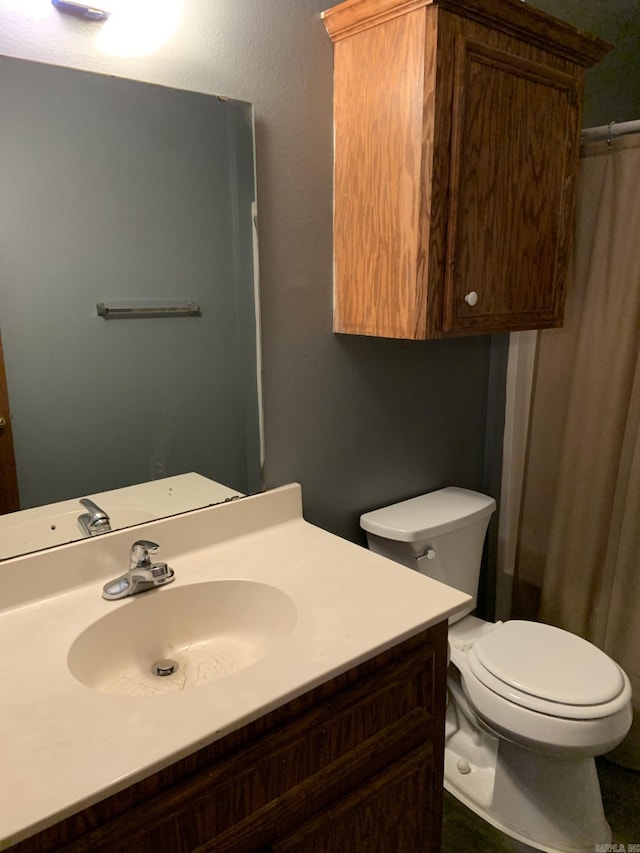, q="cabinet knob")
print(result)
[0,414,6,432]
[464,291,478,307]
